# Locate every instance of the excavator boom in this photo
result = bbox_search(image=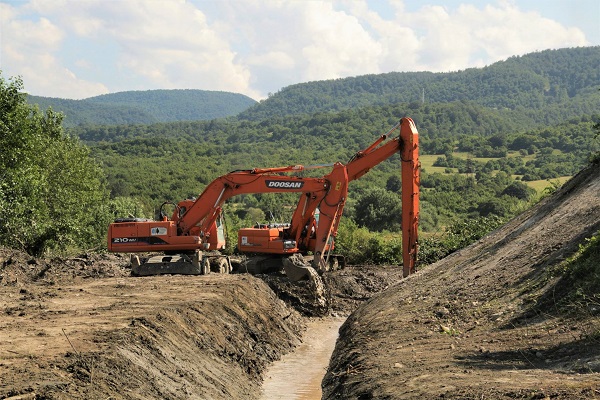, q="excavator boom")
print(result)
[343,117,419,276]
[400,118,419,277]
